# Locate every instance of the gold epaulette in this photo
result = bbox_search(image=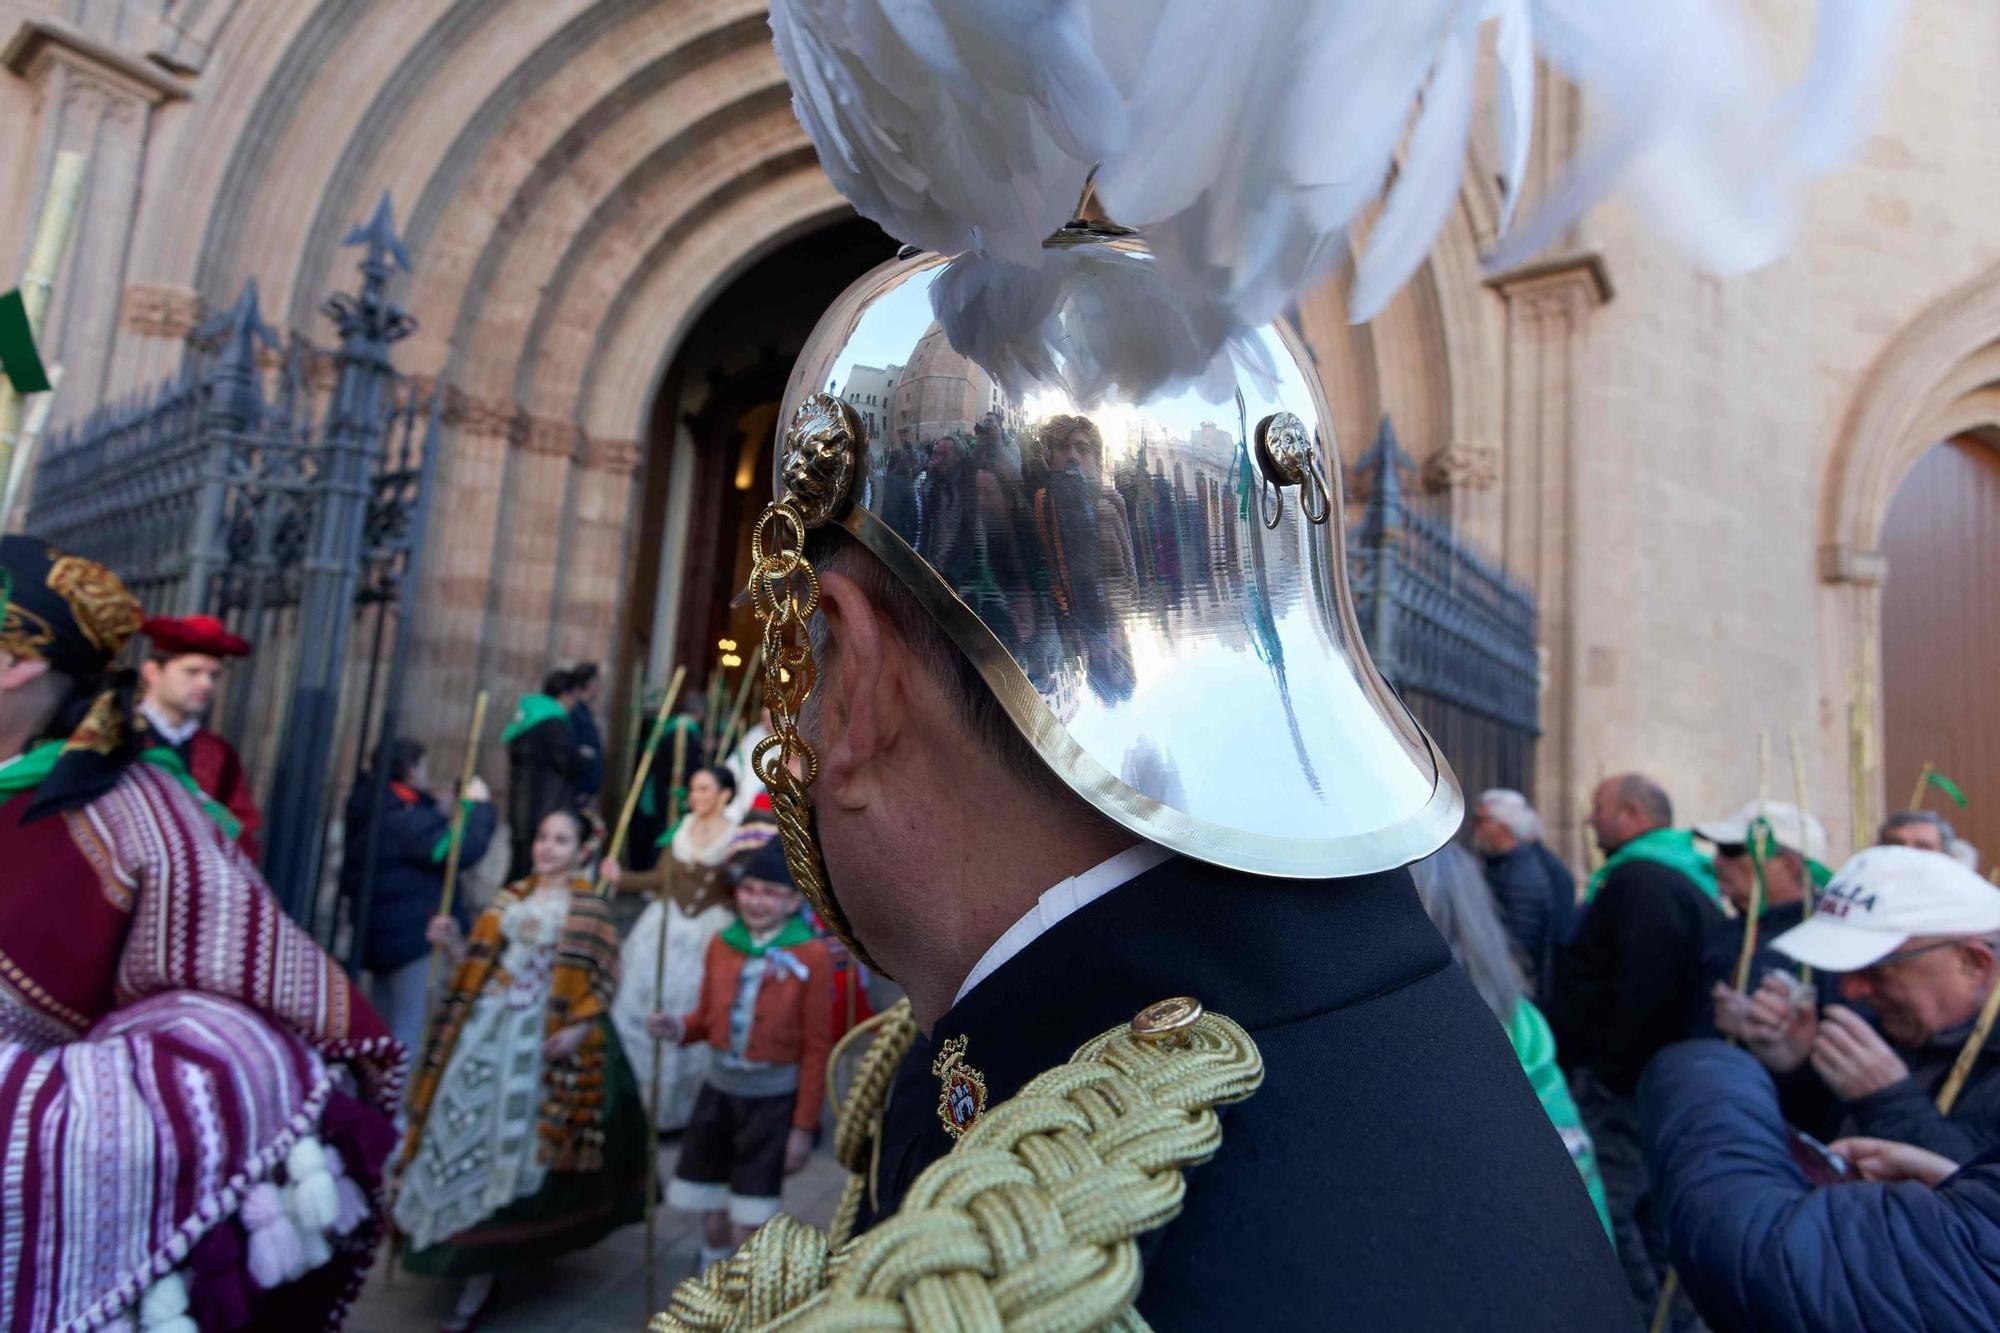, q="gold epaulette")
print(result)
[650,997,1263,1331]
